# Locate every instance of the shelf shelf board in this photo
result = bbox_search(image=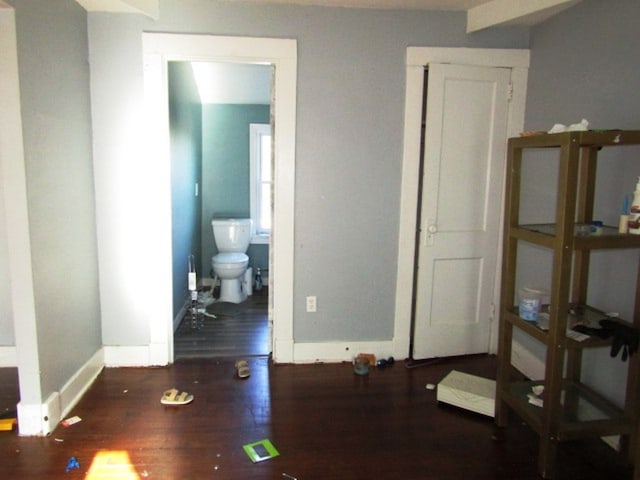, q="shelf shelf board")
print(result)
[499,380,633,441]
[509,130,640,149]
[504,304,627,349]
[511,224,640,249]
